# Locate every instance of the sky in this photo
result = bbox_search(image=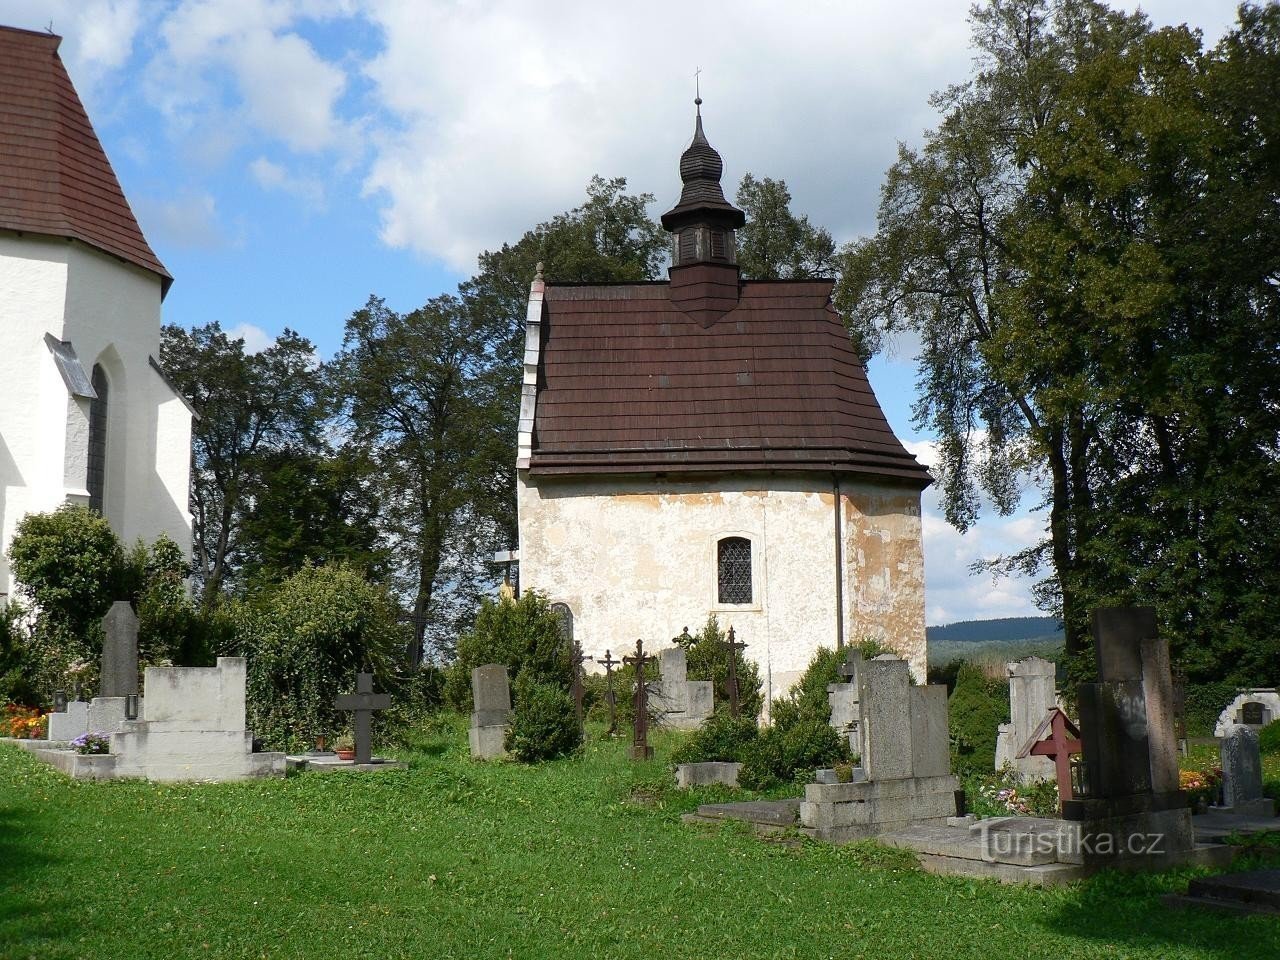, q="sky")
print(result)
[2,0,1247,625]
